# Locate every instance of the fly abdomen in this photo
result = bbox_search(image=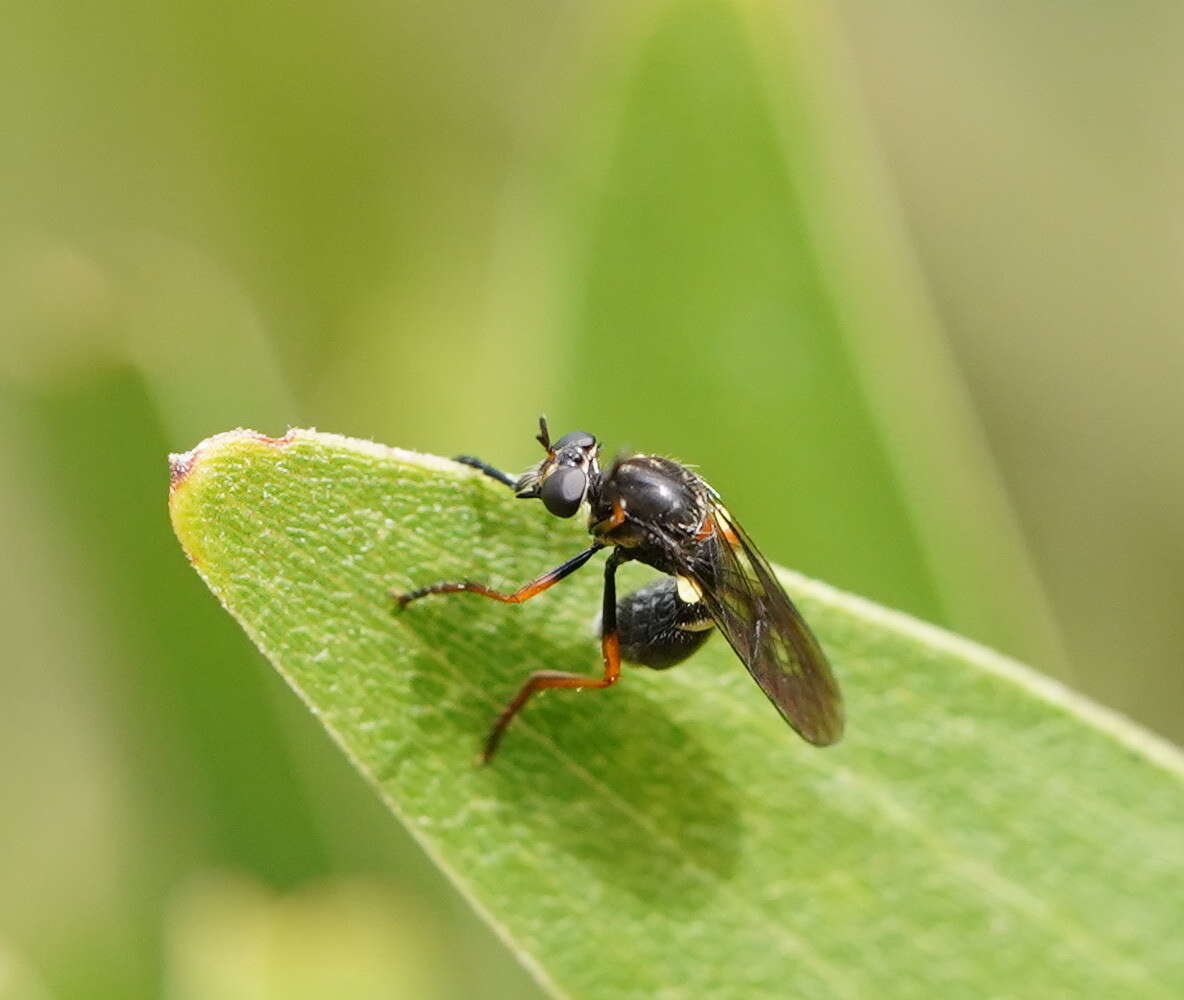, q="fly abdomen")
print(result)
[606,577,715,671]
